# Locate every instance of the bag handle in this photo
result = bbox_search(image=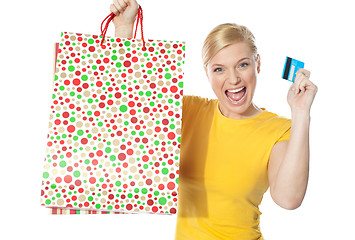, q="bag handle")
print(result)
[100,5,146,50]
